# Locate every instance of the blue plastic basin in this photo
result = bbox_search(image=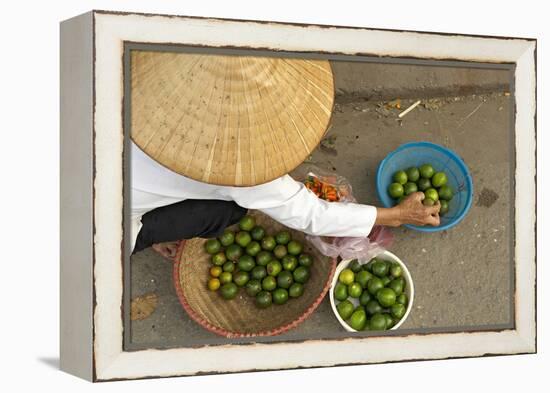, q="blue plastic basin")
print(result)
[376,141,473,232]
